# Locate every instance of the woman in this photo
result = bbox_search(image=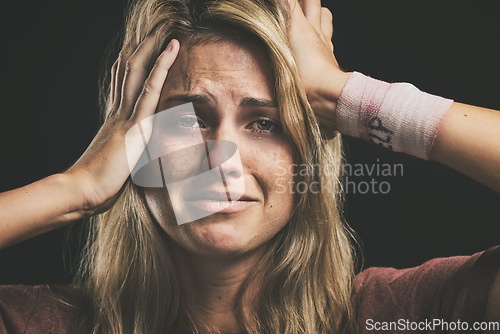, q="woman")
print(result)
[0,0,499,333]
